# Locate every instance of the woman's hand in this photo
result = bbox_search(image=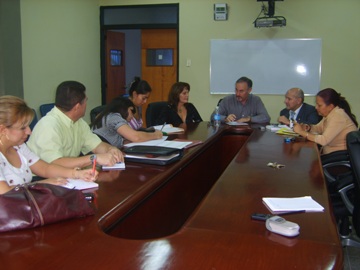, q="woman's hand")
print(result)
[75,168,98,182]
[293,122,304,134]
[301,124,311,131]
[41,177,68,186]
[154,130,163,139]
